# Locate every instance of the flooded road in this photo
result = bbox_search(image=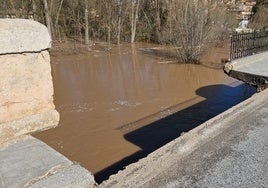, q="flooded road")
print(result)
[34,43,255,182]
